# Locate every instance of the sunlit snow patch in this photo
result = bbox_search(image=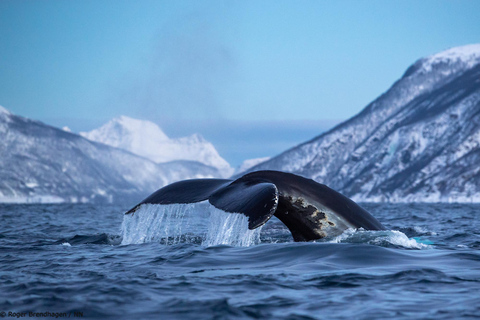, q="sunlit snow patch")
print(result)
[329,228,430,249]
[121,202,263,247]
